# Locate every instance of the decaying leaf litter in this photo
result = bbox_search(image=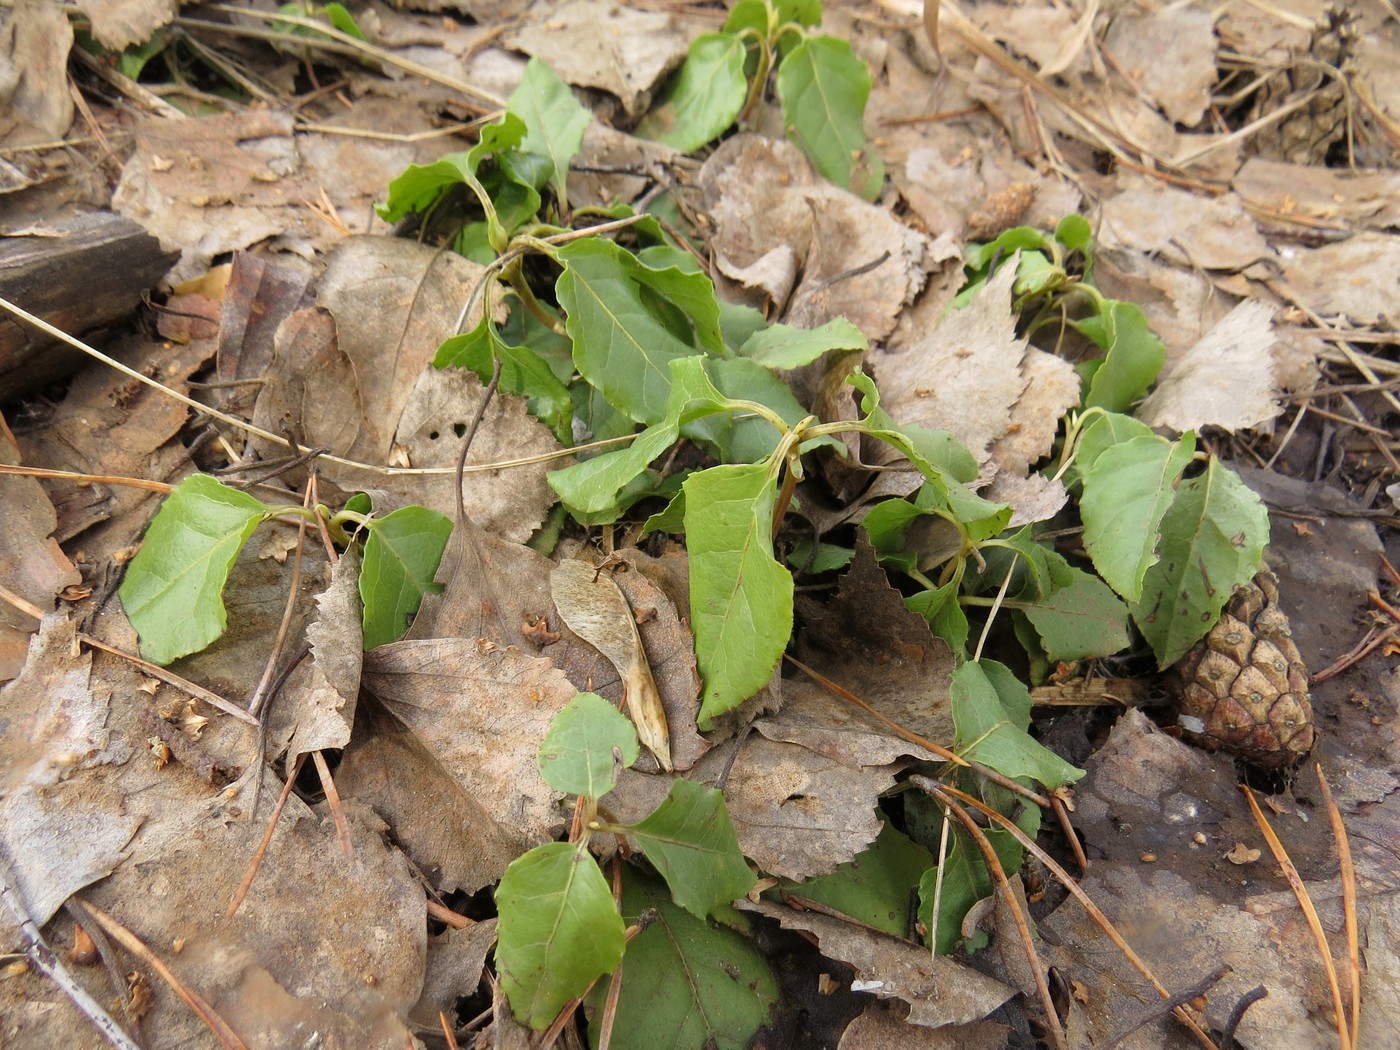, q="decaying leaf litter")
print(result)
[1,0,1398,1048]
